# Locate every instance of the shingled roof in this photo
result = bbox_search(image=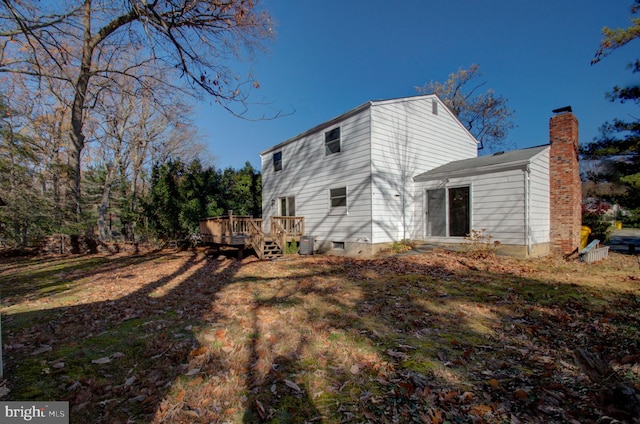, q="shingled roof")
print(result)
[413,145,549,182]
